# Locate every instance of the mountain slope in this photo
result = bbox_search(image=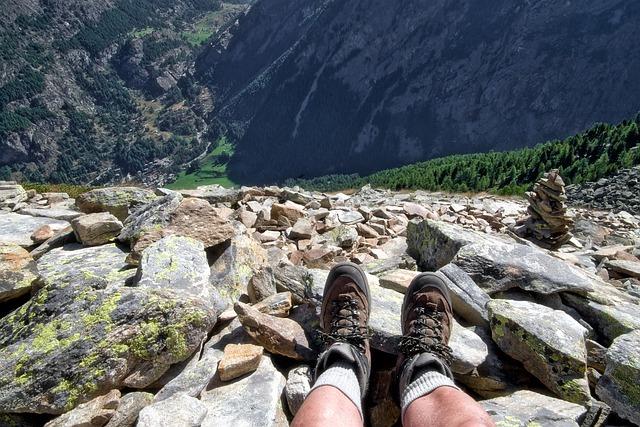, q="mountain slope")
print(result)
[0,0,252,185]
[197,0,640,184]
